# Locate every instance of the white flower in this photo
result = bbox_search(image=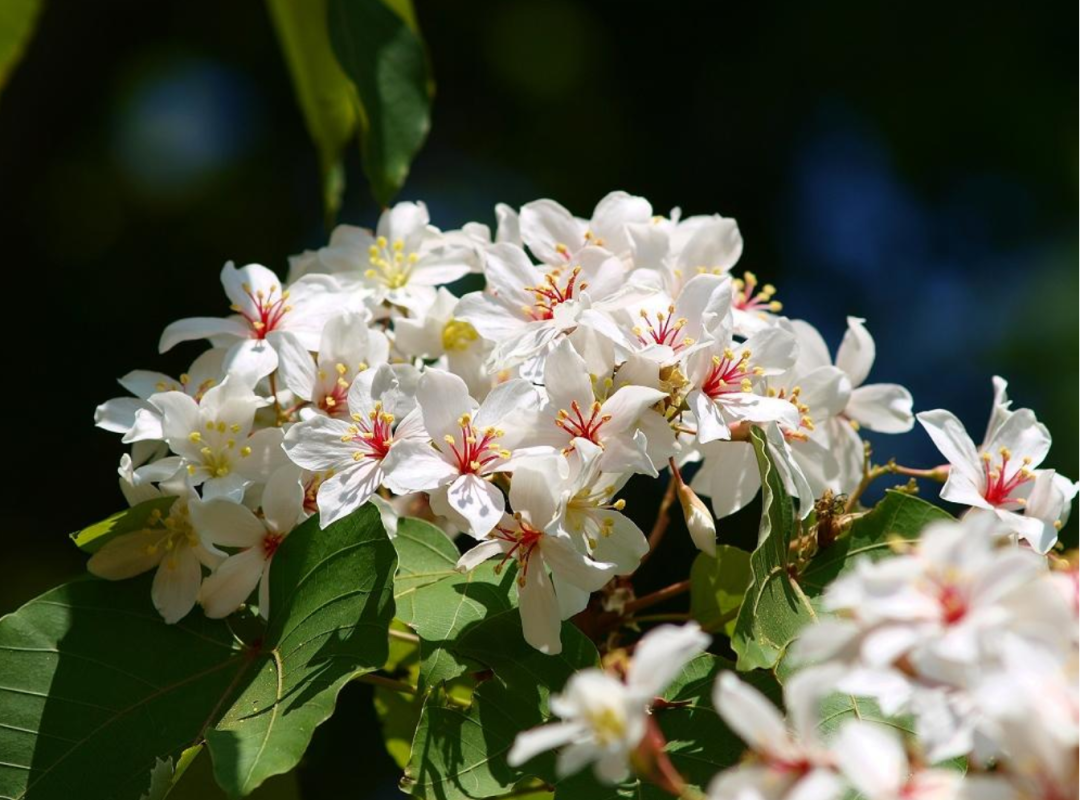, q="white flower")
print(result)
[917,381,1073,552]
[456,457,619,653]
[191,465,304,619]
[685,311,801,445]
[159,262,354,380]
[88,487,222,623]
[508,622,709,780]
[708,671,842,800]
[628,212,743,298]
[455,242,651,369]
[505,338,672,476]
[282,364,427,527]
[95,348,229,444]
[392,286,493,398]
[787,317,914,494]
[316,202,474,312]
[136,378,284,501]
[275,309,389,418]
[519,191,652,264]
[381,369,537,537]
